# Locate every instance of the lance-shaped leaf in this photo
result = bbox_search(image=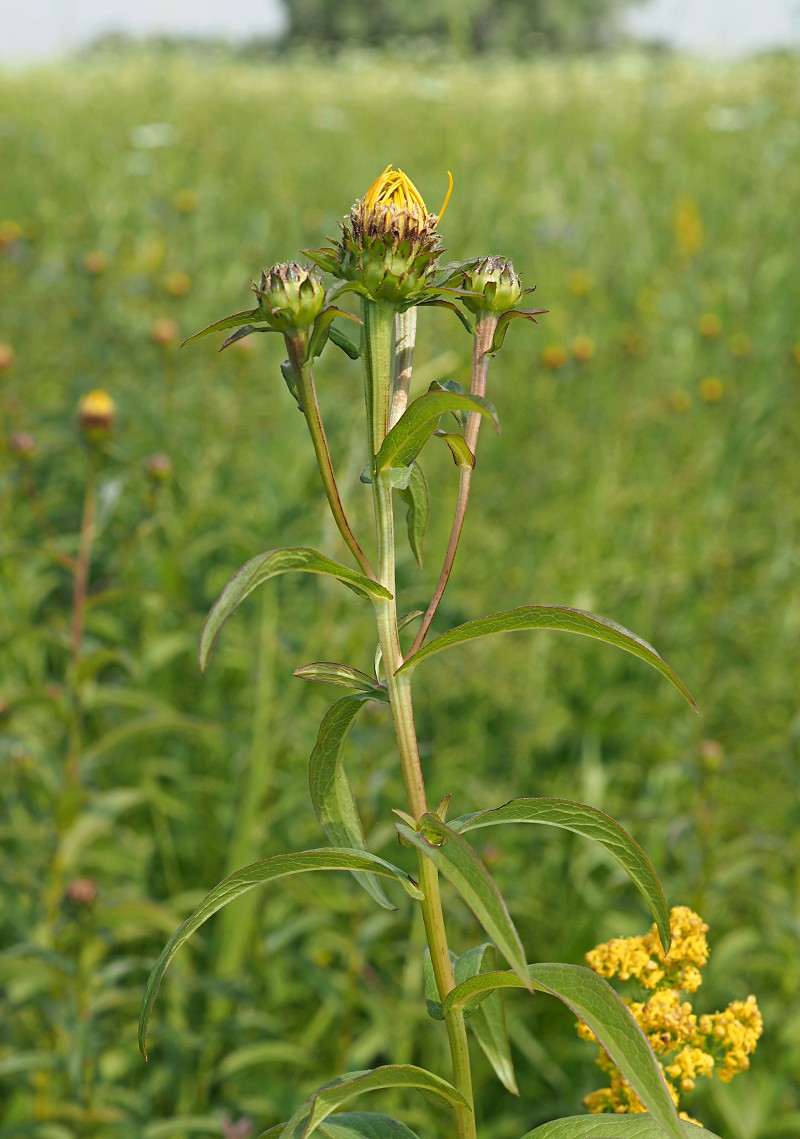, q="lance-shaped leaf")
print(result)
[396,816,531,990]
[398,463,430,567]
[521,1116,719,1139]
[294,662,388,698]
[181,308,264,347]
[397,605,696,711]
[374,387,498,475]
[328,325,361,360]
[220,324,276,351]
[200,548,391,671]
[453,943,518,1094]
[139,849,423,1057]
[308,307,362,362]
[444,964,684,1139]
[278,1066,468,1139]
[309,695,393,909]
[450,798,670,953]
[434,430,475,469]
